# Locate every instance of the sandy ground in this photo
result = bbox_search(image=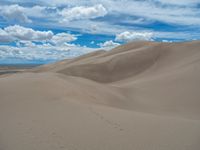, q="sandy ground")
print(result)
[0,41,200,150]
